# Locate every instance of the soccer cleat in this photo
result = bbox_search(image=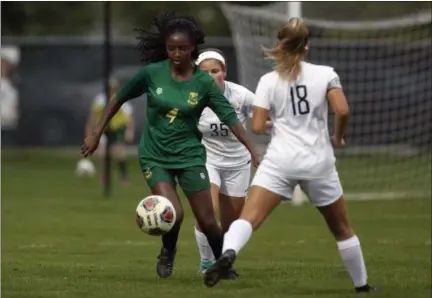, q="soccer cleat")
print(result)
[355,284,377,293]
[156,247,176,278]
[198,260,215,274]
[204,249,236,287]
[220,267,240,280]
